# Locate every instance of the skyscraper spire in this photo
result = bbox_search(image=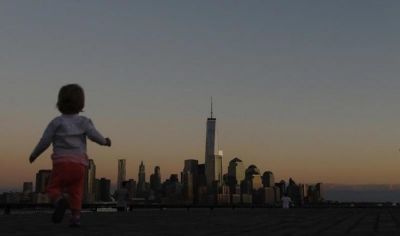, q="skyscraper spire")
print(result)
[205,97,221,189]
[210,96,213,118]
